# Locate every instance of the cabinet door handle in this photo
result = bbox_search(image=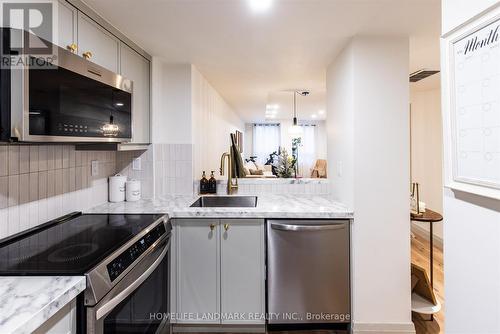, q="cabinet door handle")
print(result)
[224,223,230,231]
[209,224,216,231]
[66,43,77,53]
[82,51,93,60]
